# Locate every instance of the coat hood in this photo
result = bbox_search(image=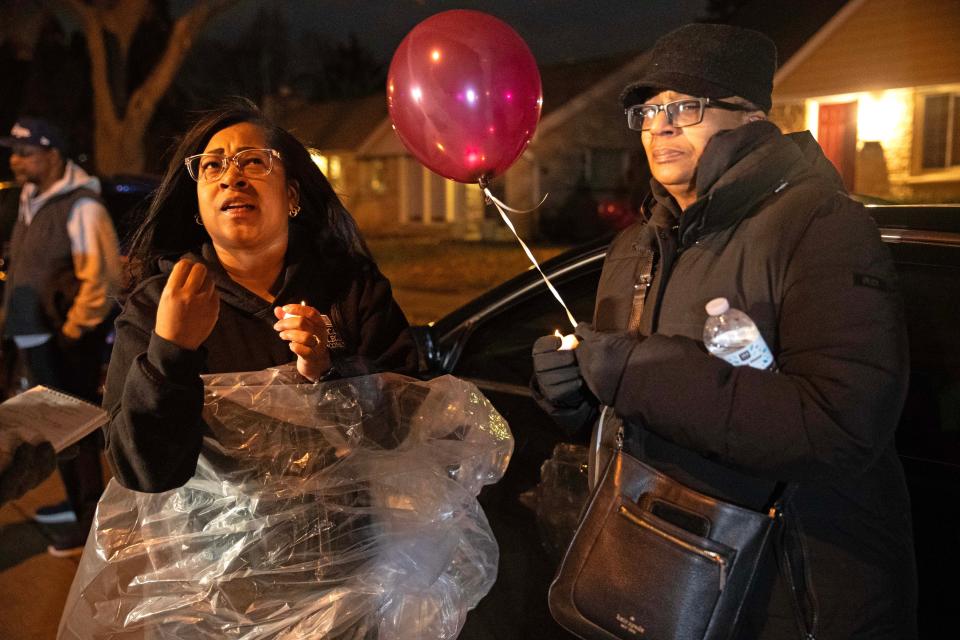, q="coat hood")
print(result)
[156,232,360,322]
[648,121,844,247]
[19,160,102,224]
